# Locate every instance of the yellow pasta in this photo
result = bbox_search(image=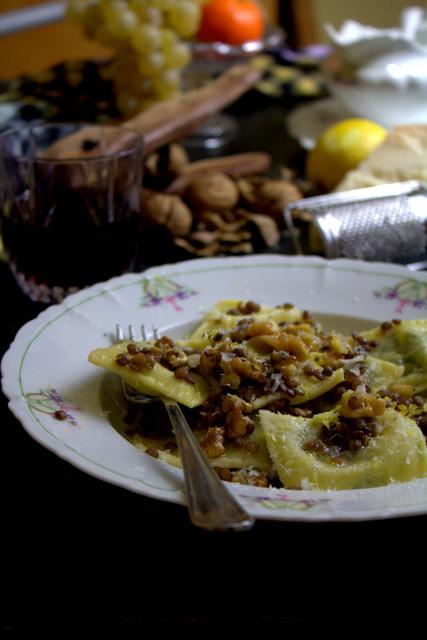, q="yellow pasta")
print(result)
[89,302,427,490]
